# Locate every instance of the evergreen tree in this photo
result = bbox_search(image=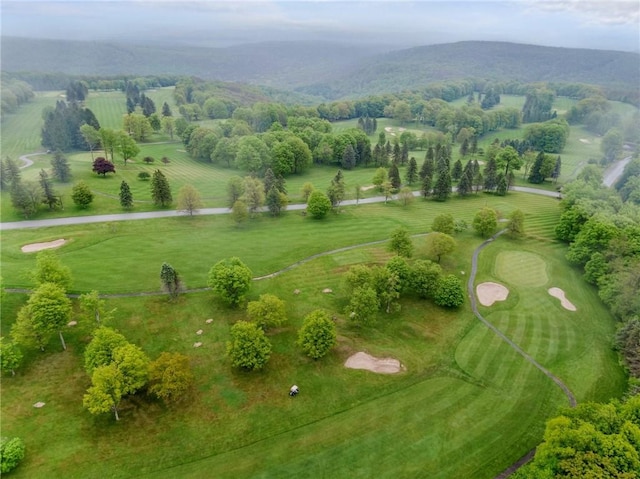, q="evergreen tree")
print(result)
[495,173,508,196]
[433,169,451,201]
[420,157,435,181]
[483,157,498,191]
[528,151,546,184]
[552,156,562,183]
[39,169,59,210]
[457,169,473,197]
[471,136,478,155]
[385,140,392,159]
[341,144,356,170]
[405,157,418,185]
[0,157,21,191]
[161,102,172,117]
[474,172,484,194]
[388,163,401,191]
[51,151,72,182]
[10,180,39,218]
[263,168,276,195]
[400,142,409,166]
[377,131,386,147]
[421,173,433,198]
[160,262,182,299]
[460,138,469,157]
[451,159,463,181]
[266,186,287,217]
[151,169,172,206]
[392,141,401,165]
[119,180,133,209]
[327,169,345,207]
[425,145,434,163]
